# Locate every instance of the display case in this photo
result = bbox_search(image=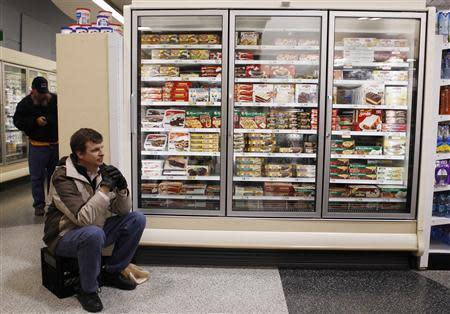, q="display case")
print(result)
[131,9,426,220]
[323,12,426,219]
[2,63,28,163]
[228,11,326,217]
[133,11,228,215]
